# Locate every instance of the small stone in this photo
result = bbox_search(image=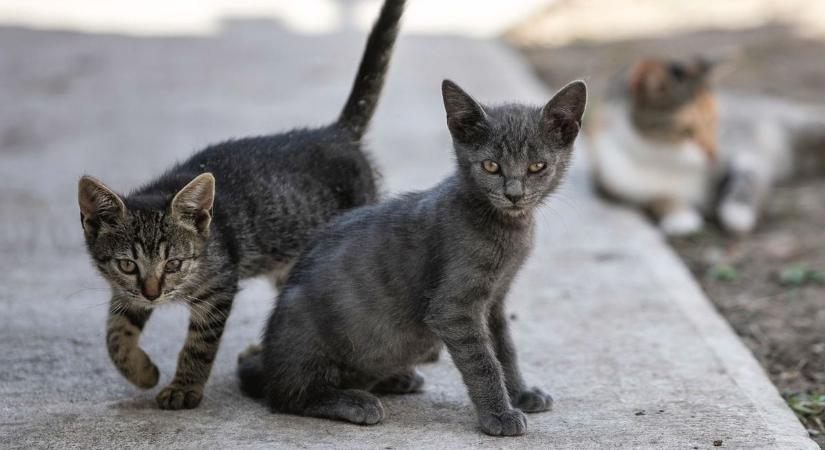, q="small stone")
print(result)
[713,439,723,447]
